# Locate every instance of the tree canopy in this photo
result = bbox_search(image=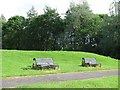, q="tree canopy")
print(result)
[2,1,120,59]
